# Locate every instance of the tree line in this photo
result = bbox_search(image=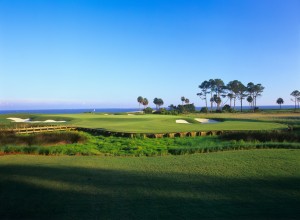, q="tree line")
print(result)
[137,96,195,114]
[197,79,264,112]
[137,81,299,114]
[282,90,300,110]
[137,96,164,110]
